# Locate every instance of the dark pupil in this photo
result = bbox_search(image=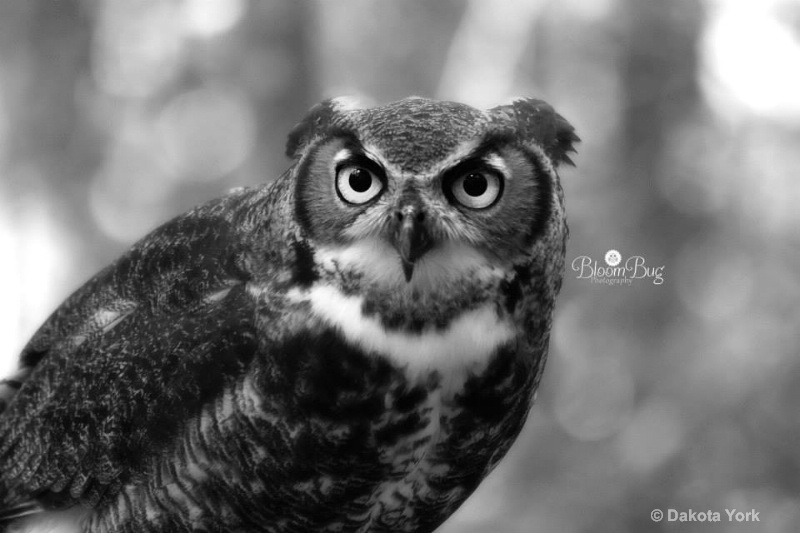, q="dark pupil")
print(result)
[463,173,488,196]
[349,168,372,193]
